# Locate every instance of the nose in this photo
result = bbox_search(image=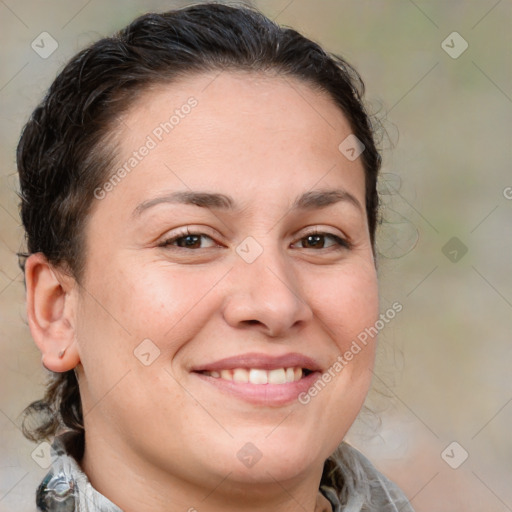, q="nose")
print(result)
[221,245,313,338]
